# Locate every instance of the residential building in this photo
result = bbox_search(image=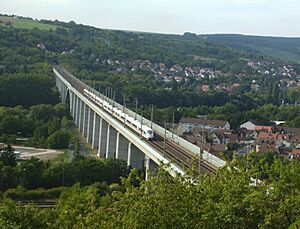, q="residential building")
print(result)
[179,117,230,133]
[240,121,272,132]
[237,128,258,143]
[291,148,300,160]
